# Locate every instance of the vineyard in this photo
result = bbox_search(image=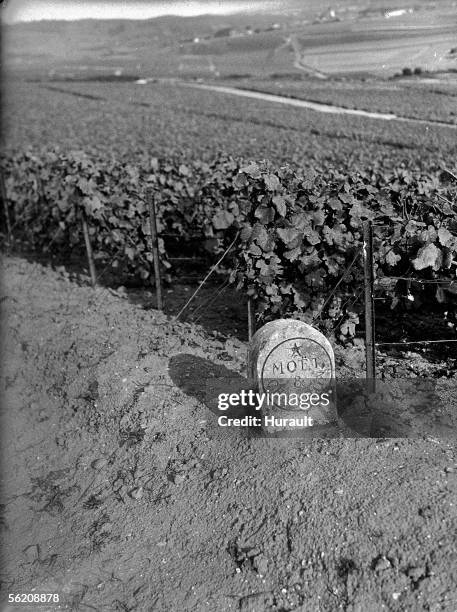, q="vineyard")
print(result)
[4,81,457,172]
[3,31,457,612]
[3,143,457,340]
[2,80,457,340]
[224,77,457,126]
